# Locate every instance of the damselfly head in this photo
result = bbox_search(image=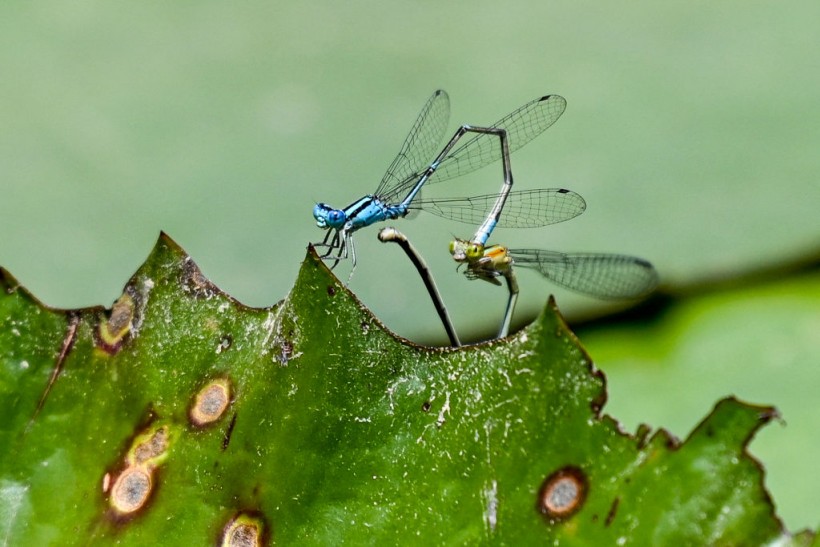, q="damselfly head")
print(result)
[313,203,346,229]
[450,238,485,262]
